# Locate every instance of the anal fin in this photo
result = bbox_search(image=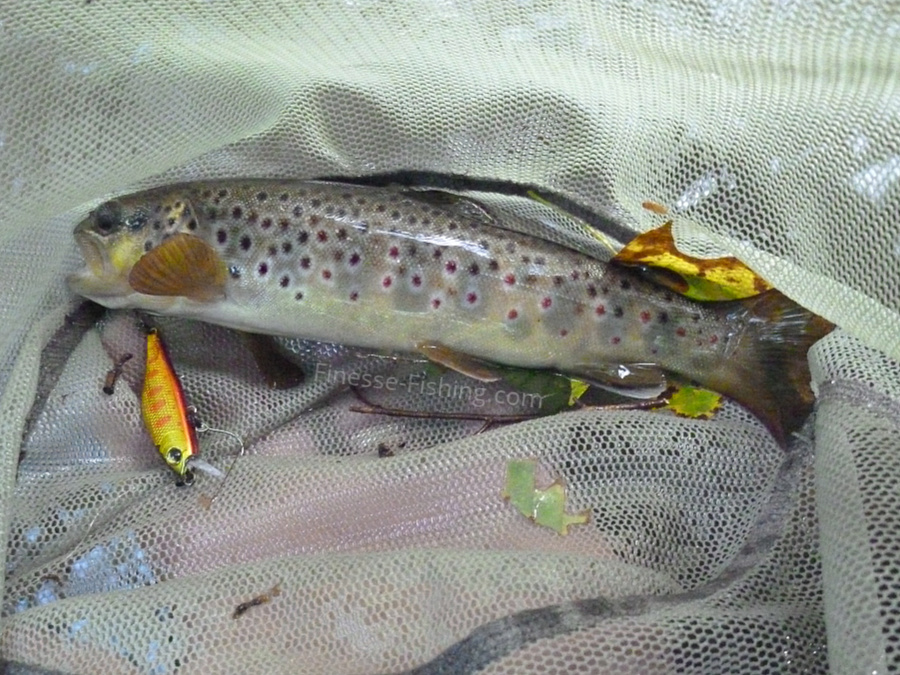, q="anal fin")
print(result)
[572,362,668,399]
